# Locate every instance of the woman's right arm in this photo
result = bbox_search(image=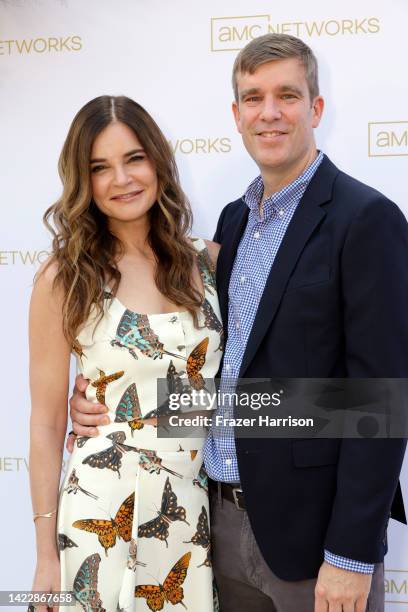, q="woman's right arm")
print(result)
[29,262,71,597]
